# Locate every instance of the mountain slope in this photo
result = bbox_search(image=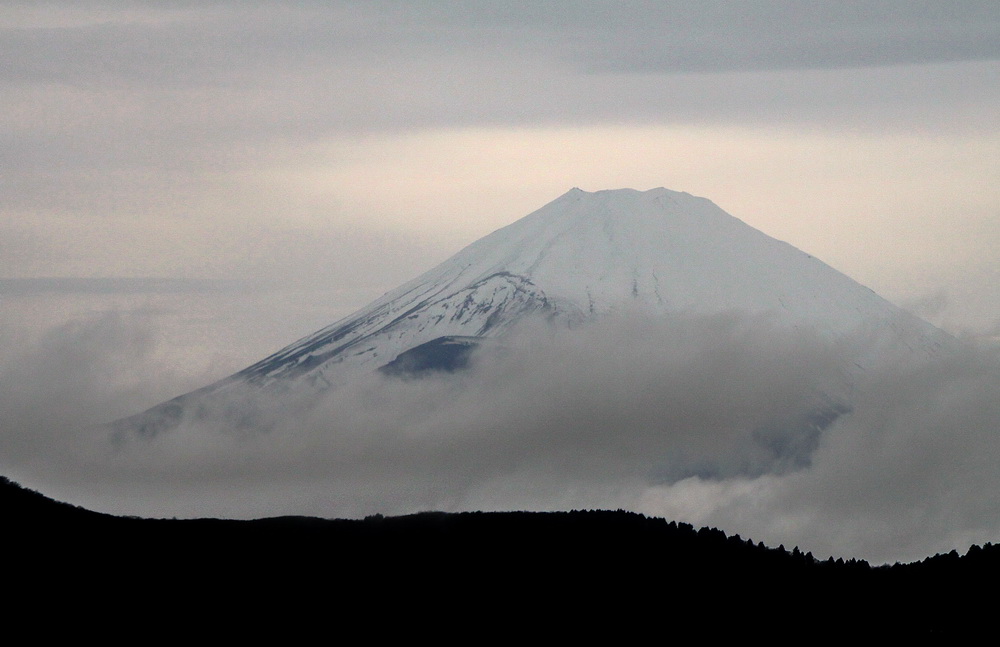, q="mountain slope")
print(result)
[114,187,947,437]
[244,188,943,384]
